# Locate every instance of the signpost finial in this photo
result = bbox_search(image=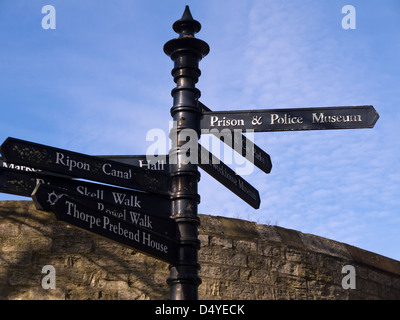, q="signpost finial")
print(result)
[164,6,209,59]
[173,5,201,36]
